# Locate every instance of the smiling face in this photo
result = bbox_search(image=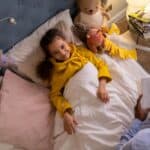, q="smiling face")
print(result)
[48,36,71,62]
